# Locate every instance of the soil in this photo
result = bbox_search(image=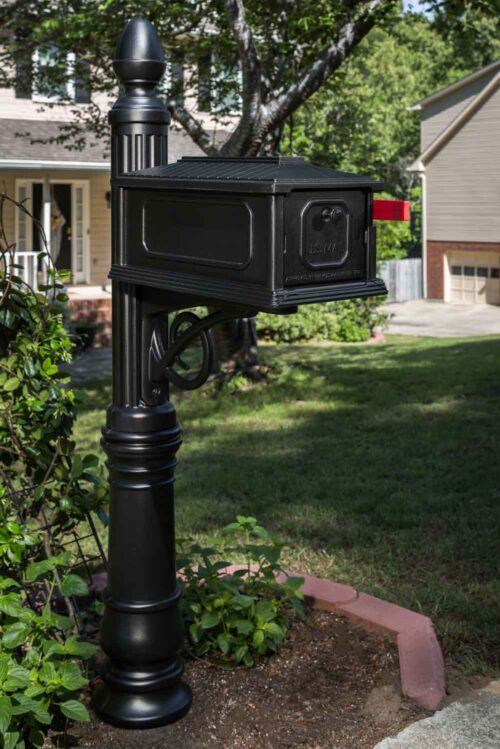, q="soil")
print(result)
[73,611,426,749]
